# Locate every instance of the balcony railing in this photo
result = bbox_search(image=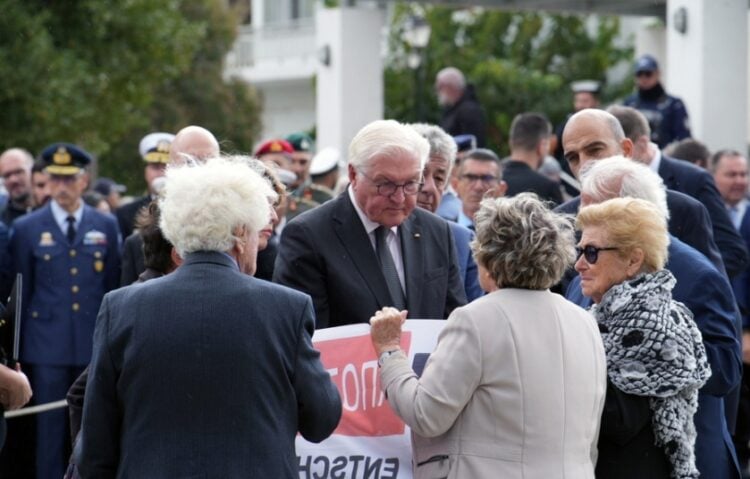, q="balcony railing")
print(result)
[227,18,317,72]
